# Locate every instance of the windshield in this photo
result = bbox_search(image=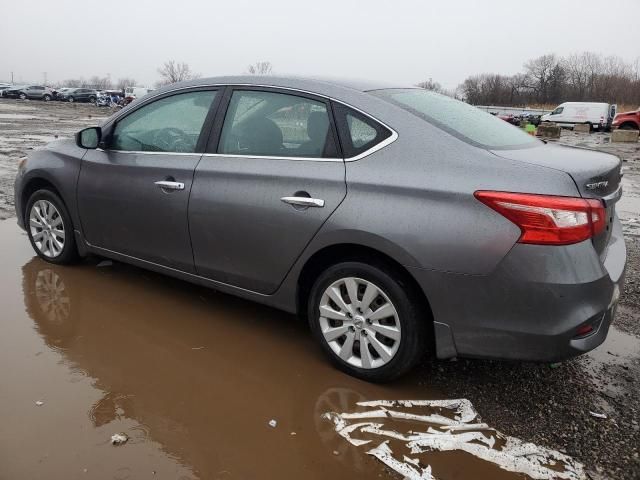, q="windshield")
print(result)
[371,88,539,149]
